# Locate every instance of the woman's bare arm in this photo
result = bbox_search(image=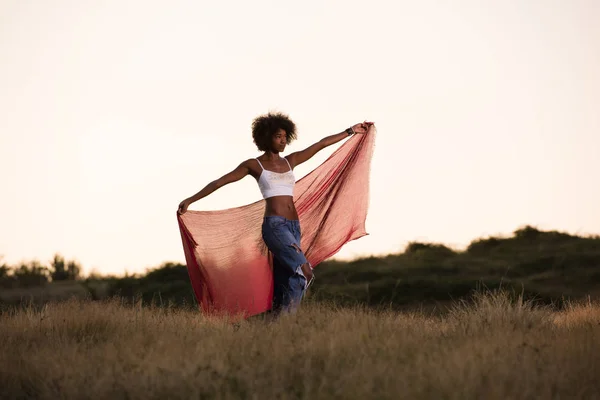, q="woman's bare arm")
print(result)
[287,121,373,169]
[286,131,347,169]
[178,159,252,214]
